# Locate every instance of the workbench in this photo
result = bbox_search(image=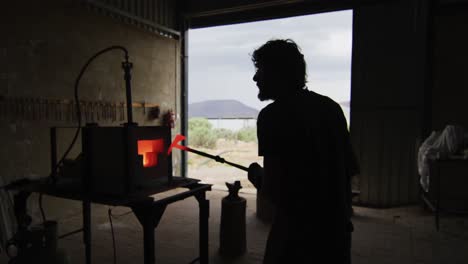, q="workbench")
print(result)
[10,176,211,264]
[421,158,468,230]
